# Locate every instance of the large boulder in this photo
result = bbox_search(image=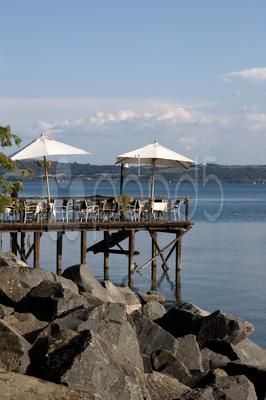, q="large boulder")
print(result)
[0,251,27,268]
[16,280,88,321]
[103,281,141,313]
[3,312,48,343]
[232,338,266,368]
[142,301,166,321]
[223,362,266,400]
[29,328,148,400]
[212,375,257,400]
[156,304,205,338]
[151,349,193,387]
[50,303,143,371]
[0,268,30,306]
[62,264,114,302]
[175,335,203,373]
[197,310,254,347]
[0,370,102,400]
[0,319,30,373]
[145,372,189,399]
[139,291,165,305]
[132,311,179,368]
[201,347,230,372]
